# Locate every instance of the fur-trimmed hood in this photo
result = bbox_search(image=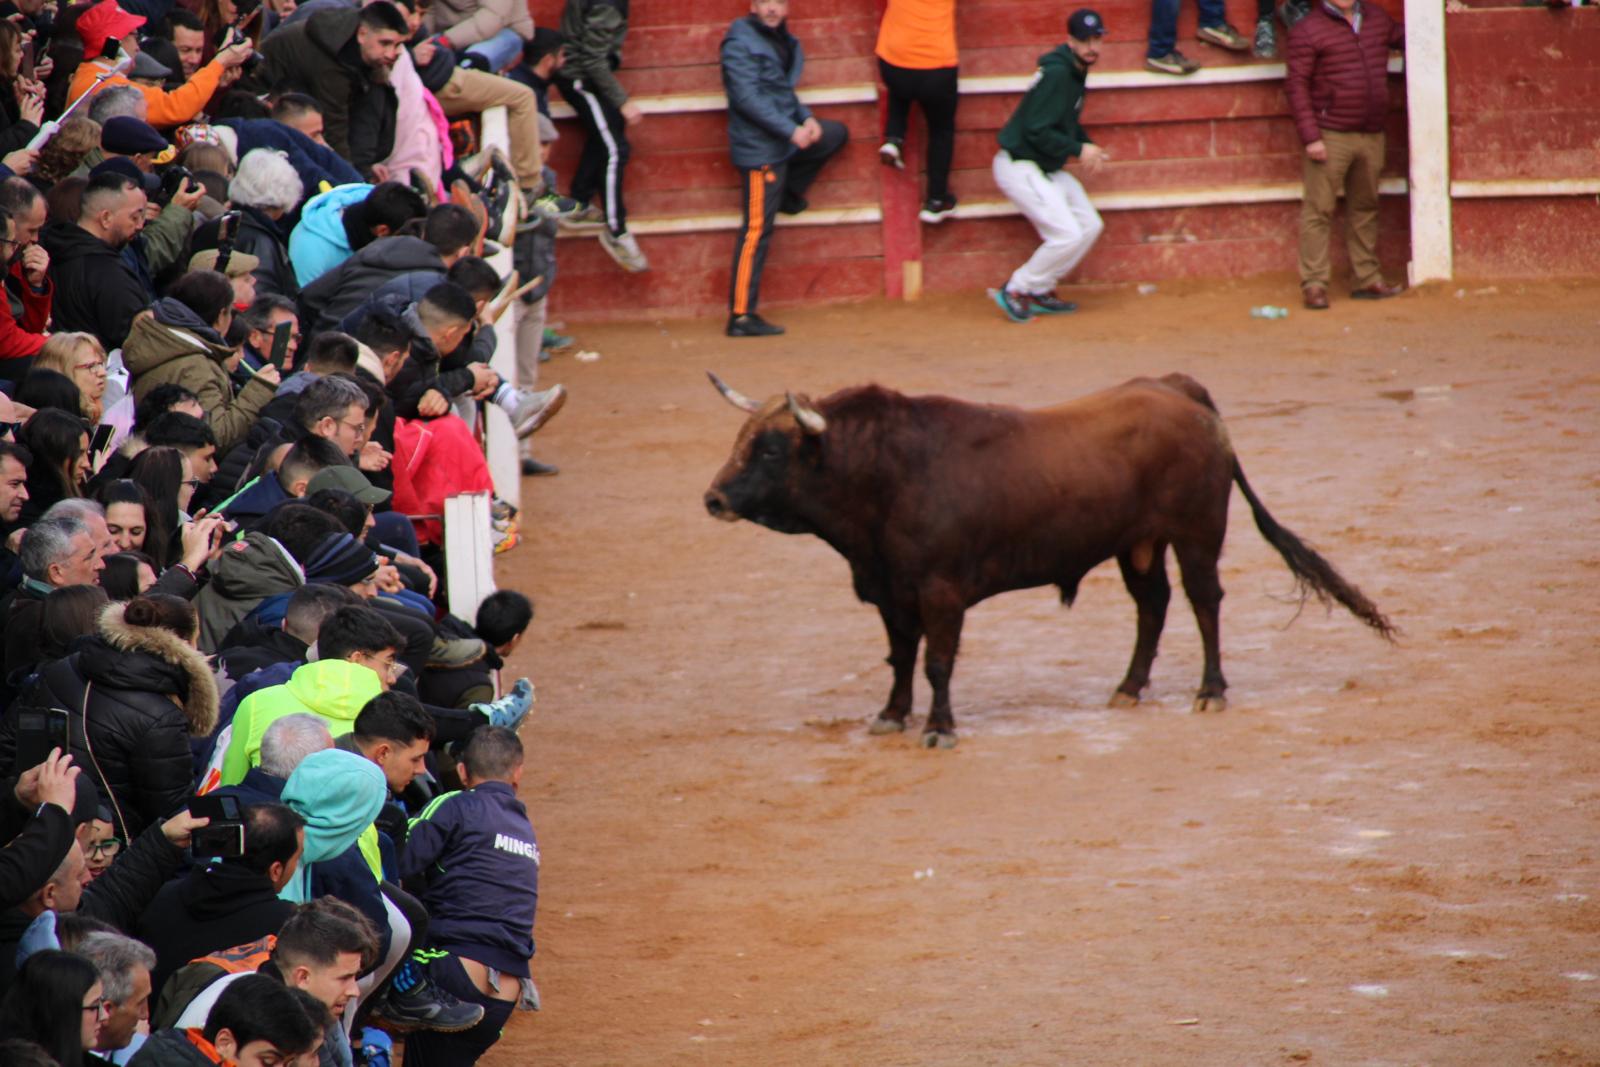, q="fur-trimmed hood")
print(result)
[93,601,220,737]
